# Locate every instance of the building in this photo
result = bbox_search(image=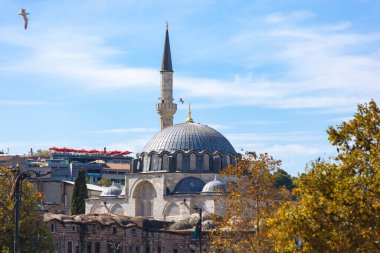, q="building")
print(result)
[45,213,211,253]
[86,26,239,222]
[102,163,130,185]
[33,180,104,215]
[47,148,132,182]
